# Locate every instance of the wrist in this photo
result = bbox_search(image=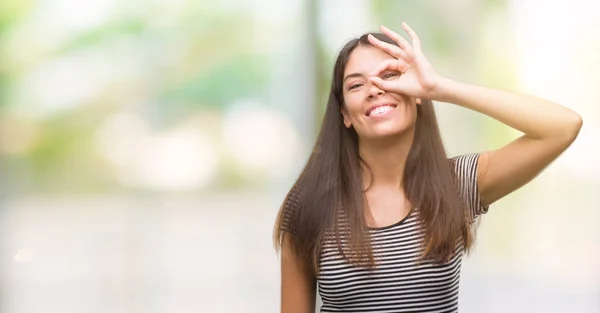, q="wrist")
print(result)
[427,76,456,102]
